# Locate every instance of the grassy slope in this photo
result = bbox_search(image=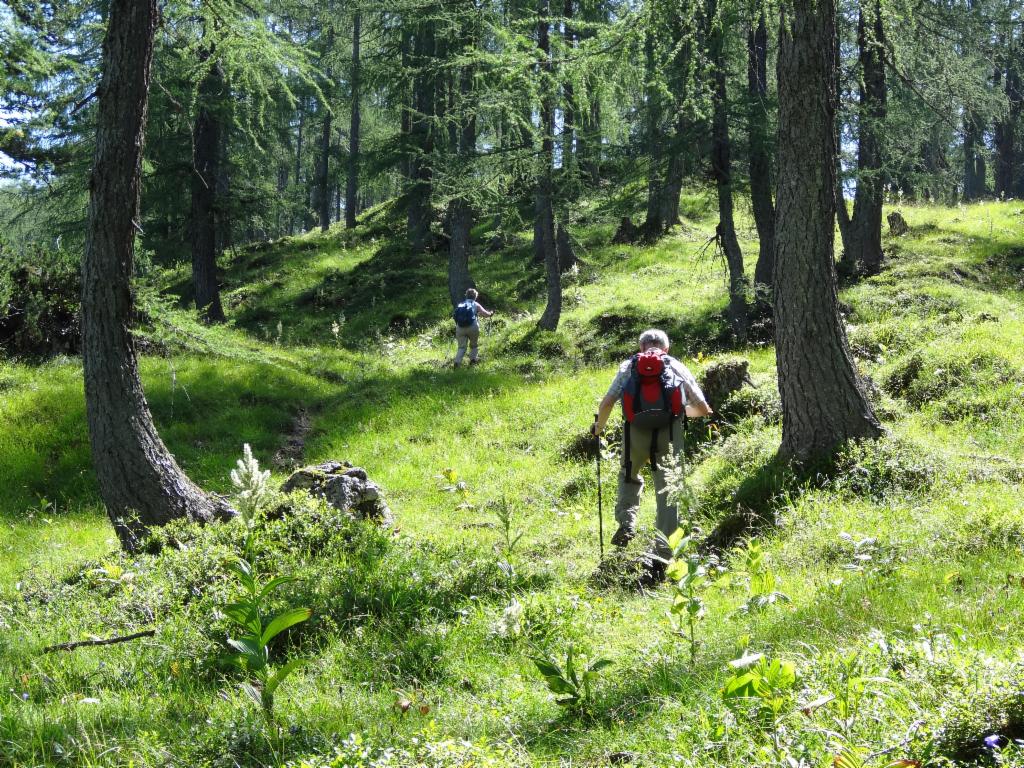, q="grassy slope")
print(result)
[1,197,1023,766]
